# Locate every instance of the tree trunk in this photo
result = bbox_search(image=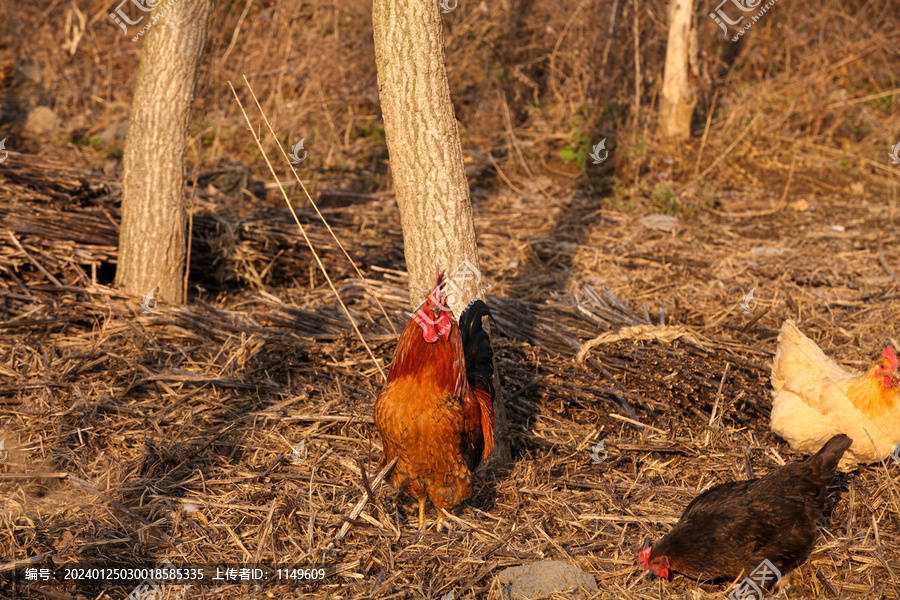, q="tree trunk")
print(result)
[372,0,511,467]
[658,0,698,140]
[115,0,212,303]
